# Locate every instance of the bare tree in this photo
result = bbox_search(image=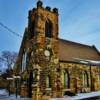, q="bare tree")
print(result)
[0,51,18,70]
